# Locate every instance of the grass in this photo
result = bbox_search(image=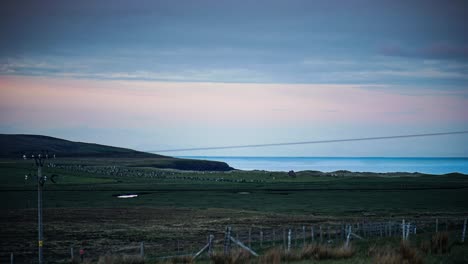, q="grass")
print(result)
[1,159,468,216]
[1,158,468,263]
